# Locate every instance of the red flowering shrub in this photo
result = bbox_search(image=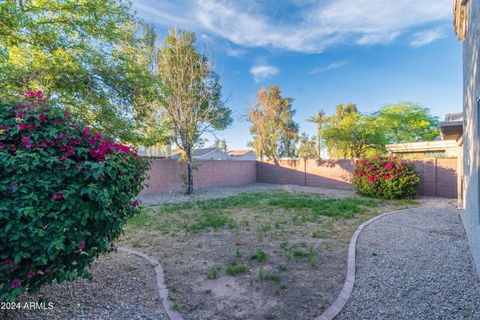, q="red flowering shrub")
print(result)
[352,155,420,199]
[0,91,149,301]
